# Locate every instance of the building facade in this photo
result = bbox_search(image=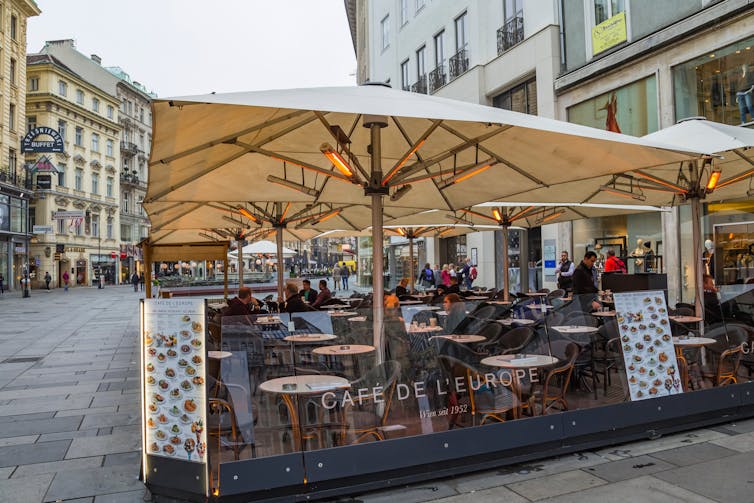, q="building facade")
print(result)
[40,39,155,284]
[25,53,121,287]
[0,0,40,291]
